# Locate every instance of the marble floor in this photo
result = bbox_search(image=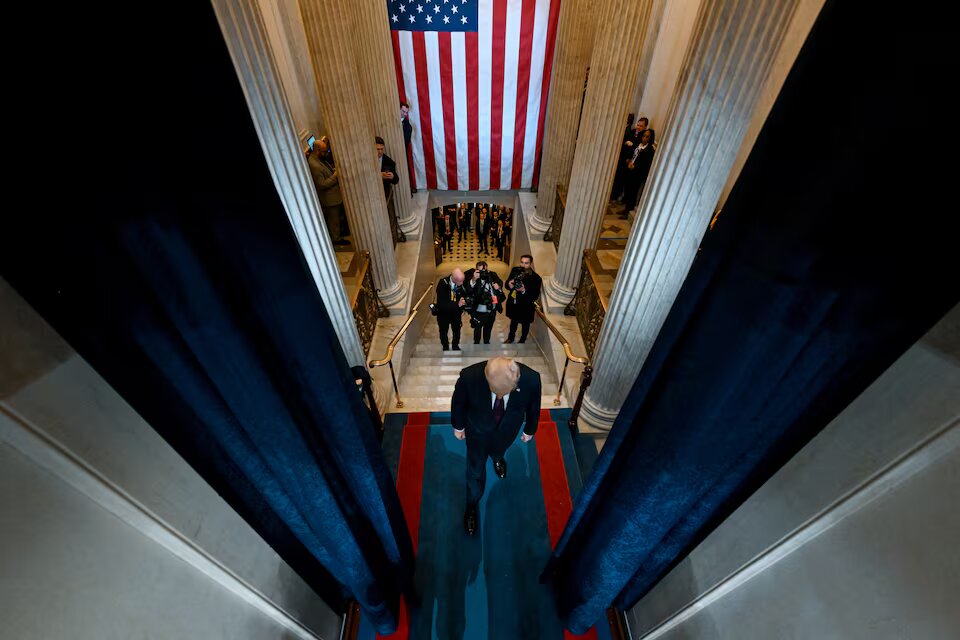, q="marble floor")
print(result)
[592,200,634,301]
